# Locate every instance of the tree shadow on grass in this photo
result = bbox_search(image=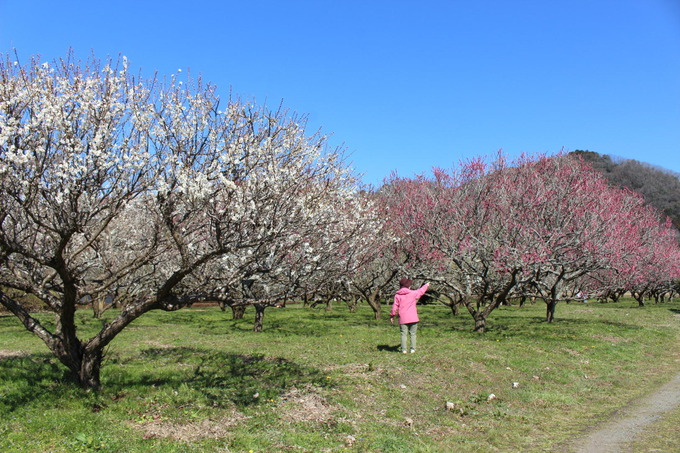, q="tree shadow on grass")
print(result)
[0,348,330,413]
[0,353,71,413]
[475,316,643,341]
[377,344,401,353]
[124,347,333,406]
